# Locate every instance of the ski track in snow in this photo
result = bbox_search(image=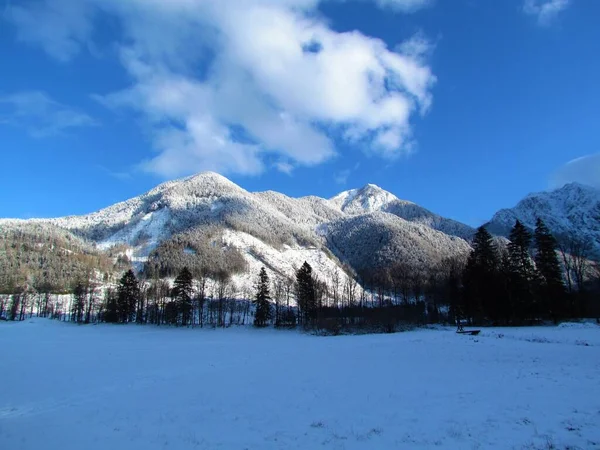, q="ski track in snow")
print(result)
[1,320,600,450]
